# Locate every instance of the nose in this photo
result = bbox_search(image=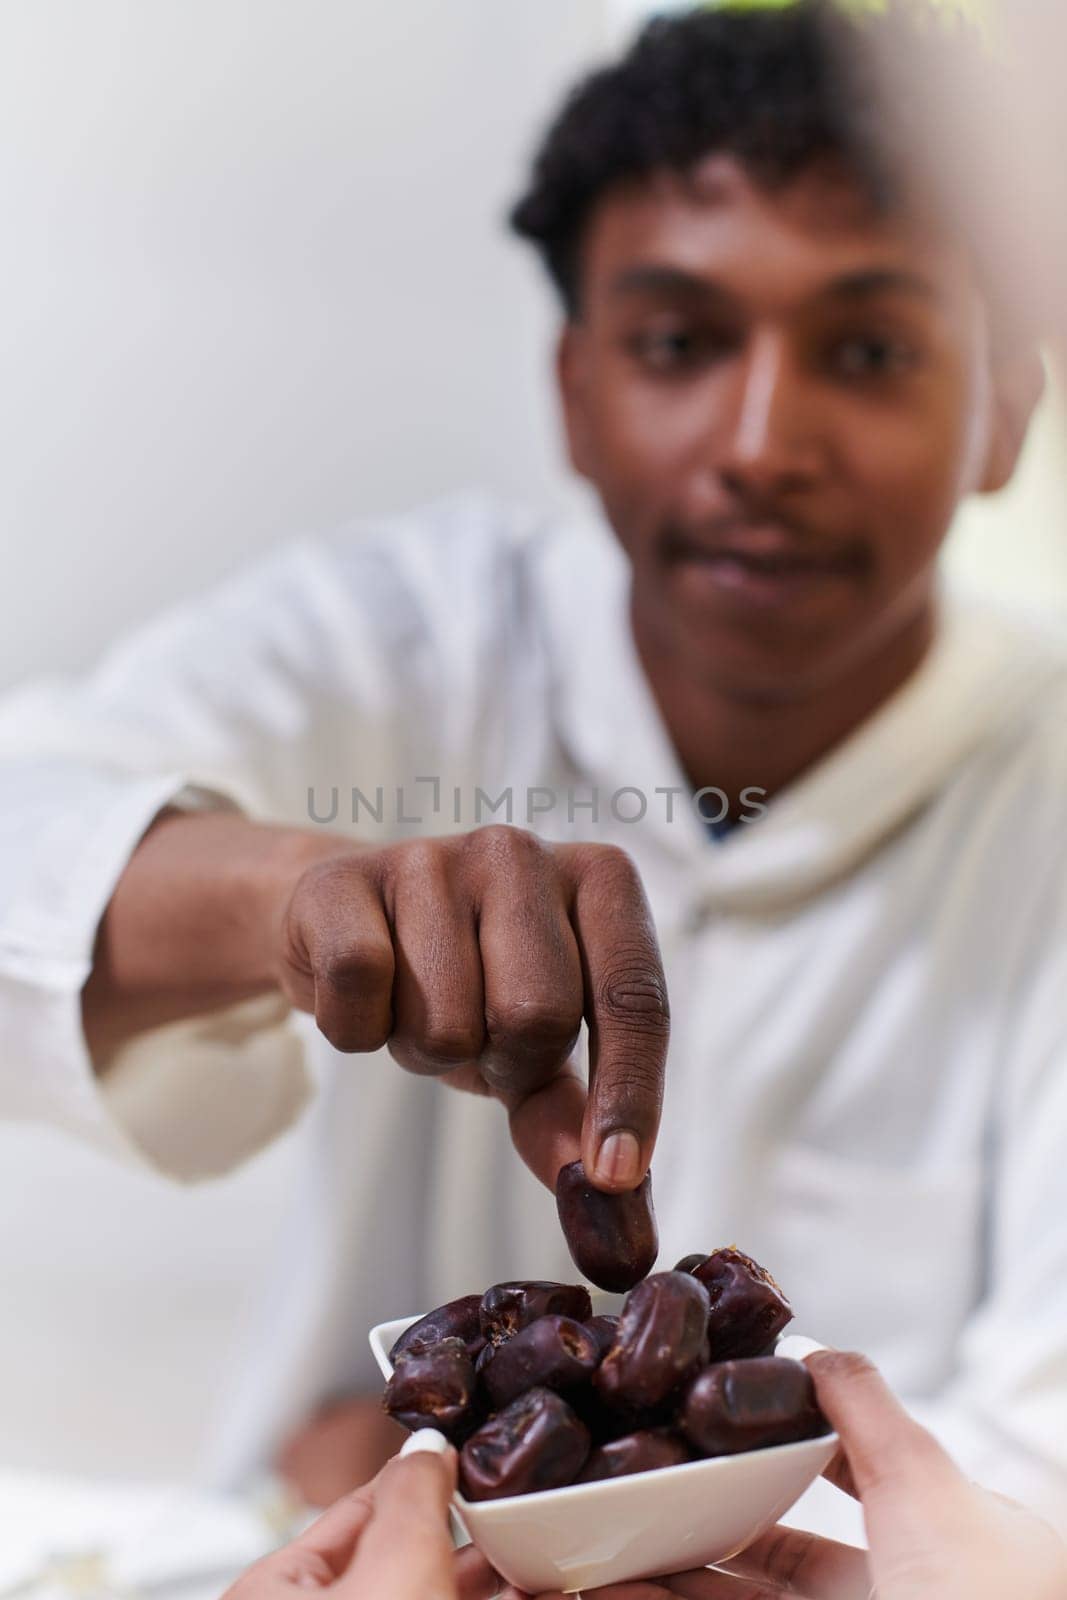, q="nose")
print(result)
[717,332,823,500]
